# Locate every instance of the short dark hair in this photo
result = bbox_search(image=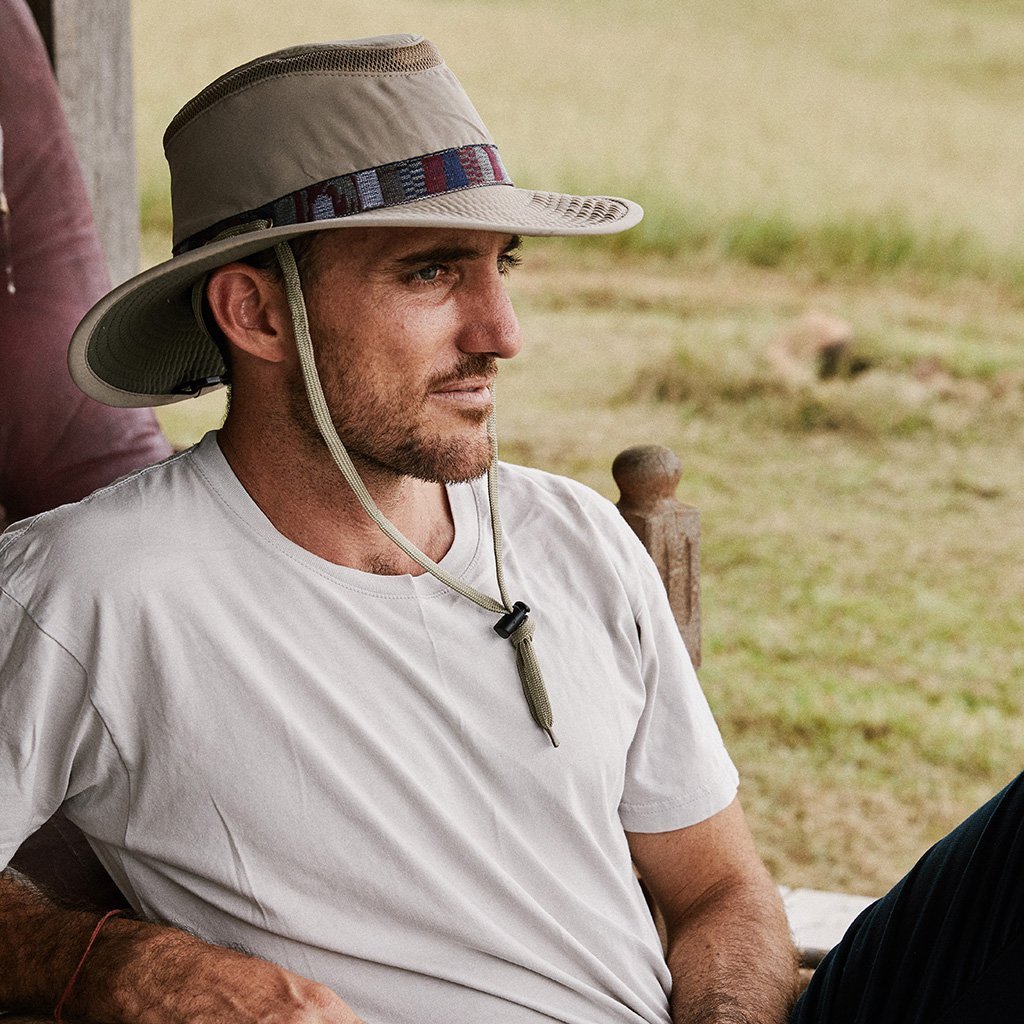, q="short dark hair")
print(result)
[236,231,323,281]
